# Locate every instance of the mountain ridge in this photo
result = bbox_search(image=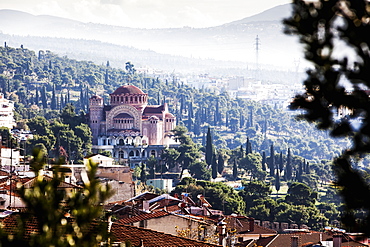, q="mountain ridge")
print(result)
[0,4,302,72]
